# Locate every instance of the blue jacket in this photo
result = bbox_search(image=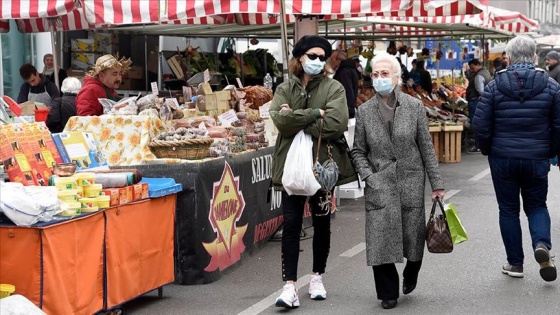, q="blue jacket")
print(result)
[473,64,560,159]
